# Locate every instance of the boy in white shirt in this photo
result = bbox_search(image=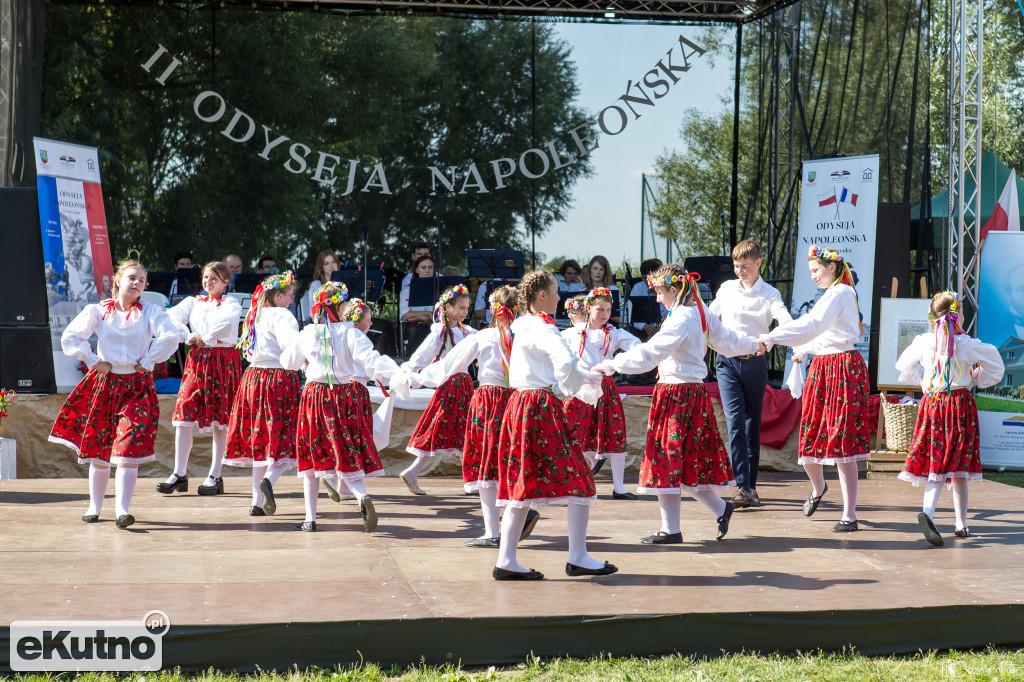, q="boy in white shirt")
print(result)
[709,240,792,508]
